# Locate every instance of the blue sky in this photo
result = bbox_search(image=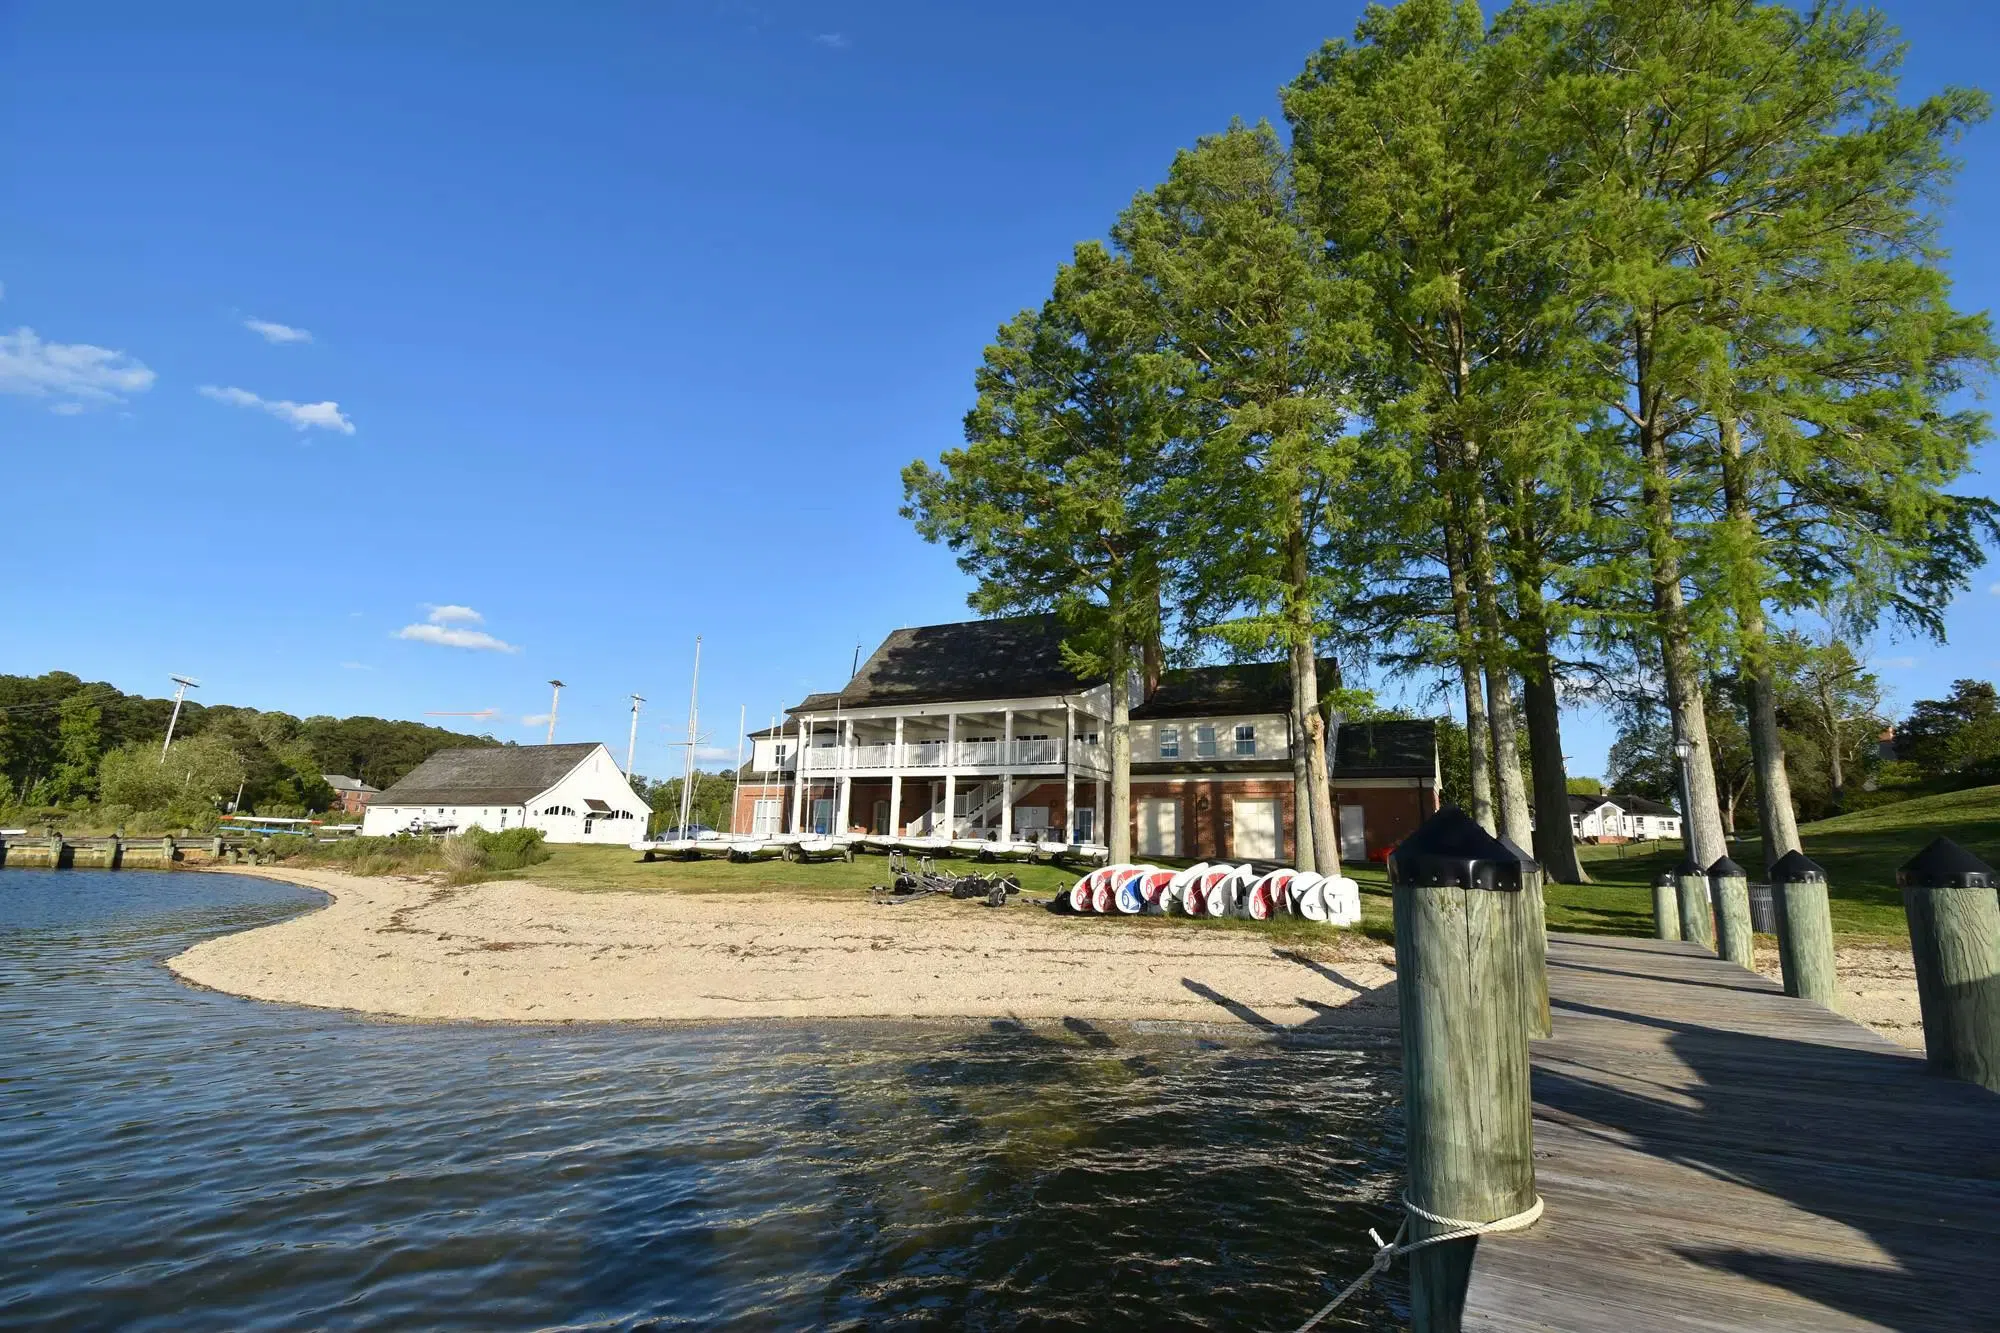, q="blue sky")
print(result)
[3,1,1998,780]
